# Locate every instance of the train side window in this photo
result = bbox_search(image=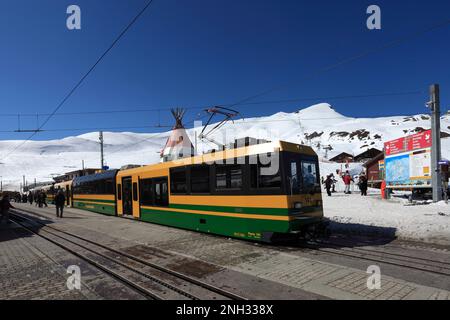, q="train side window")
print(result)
[216,166,227,189]
[139,179,153,206]
[191,165,210,193]
[132,182,138,201]
[170,168,187,194]
[154,178,168,206]
[216,165,242,190]
[250,164,281,189]
[117,184,122,200]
